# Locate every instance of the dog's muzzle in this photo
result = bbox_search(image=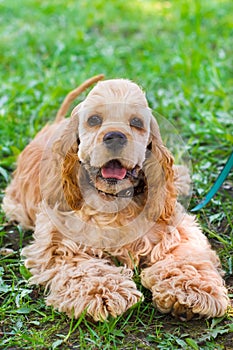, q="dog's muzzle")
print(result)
[83,159,146,198]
